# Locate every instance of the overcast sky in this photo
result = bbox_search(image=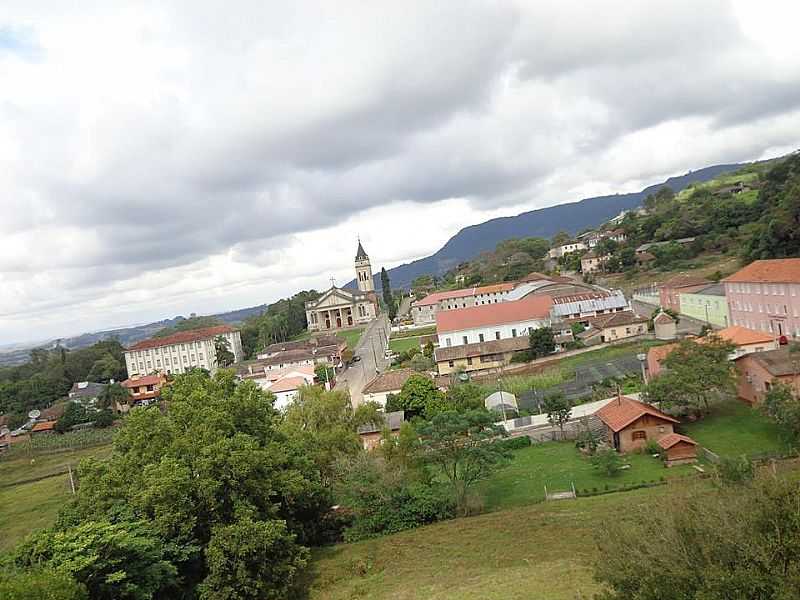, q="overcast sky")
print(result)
[1,1,799,345]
